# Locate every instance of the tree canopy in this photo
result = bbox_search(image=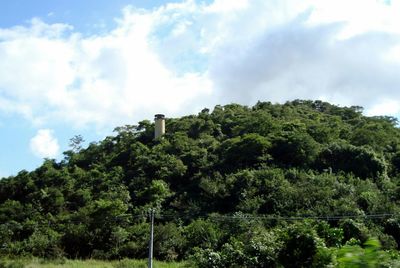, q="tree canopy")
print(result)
[1,100,400,266]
